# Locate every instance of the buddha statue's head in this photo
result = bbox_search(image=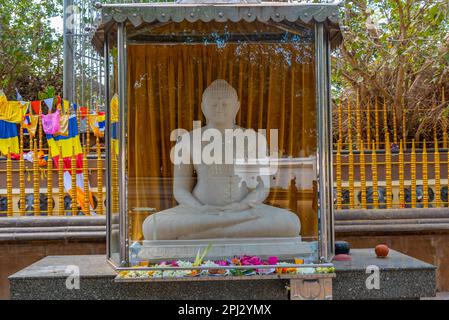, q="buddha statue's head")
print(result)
[201,79,240,126]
